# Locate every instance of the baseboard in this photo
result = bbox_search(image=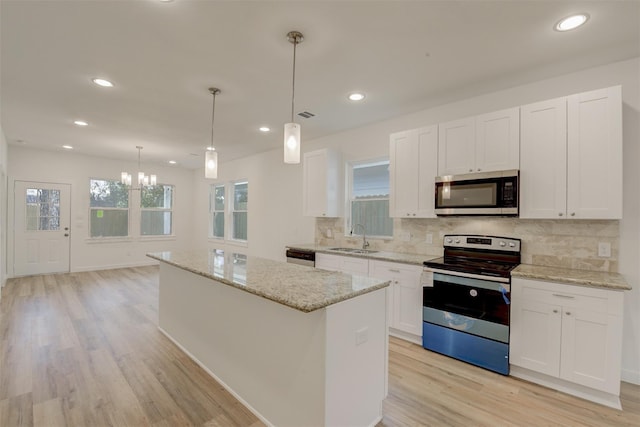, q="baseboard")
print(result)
[72,259,158,273]
[510,365,622,410]
[622,368,640,385]
[389,328,422,345]
[157,327,275,427]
